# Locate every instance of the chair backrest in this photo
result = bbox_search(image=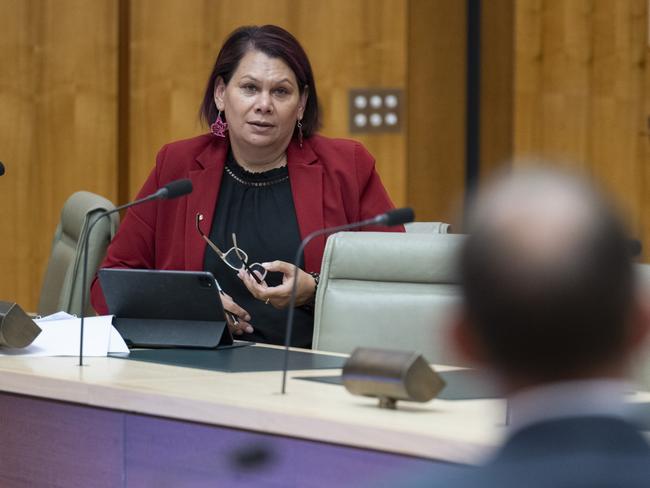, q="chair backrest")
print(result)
[38,191,119,316]
[405,221,452,234]
[635,263,650,290]
[626,263,650,389]
[313,231,467,365]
